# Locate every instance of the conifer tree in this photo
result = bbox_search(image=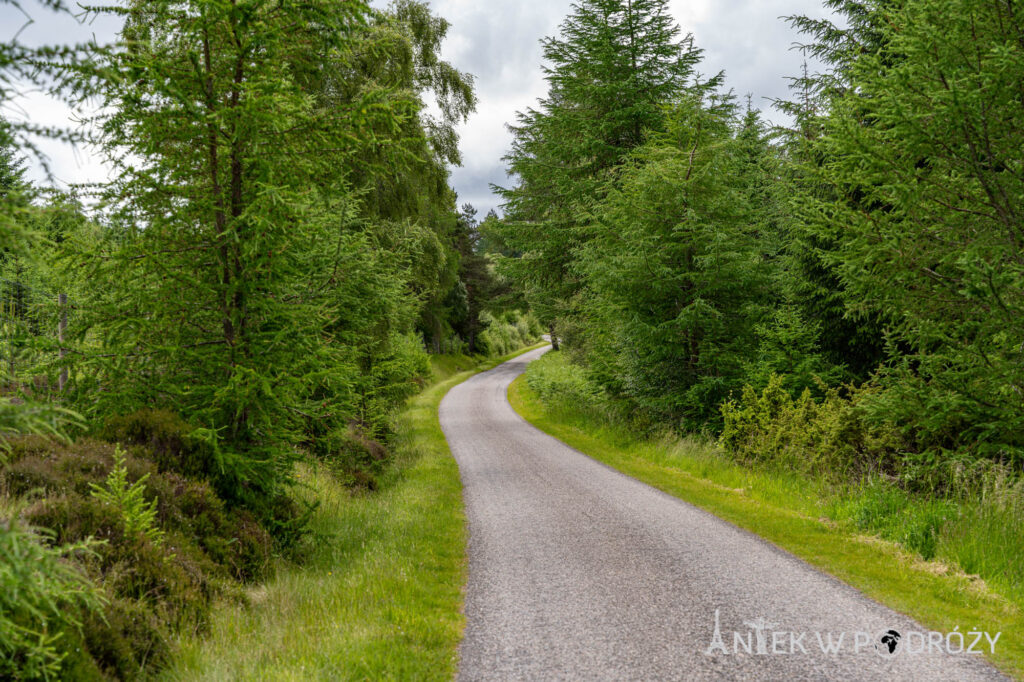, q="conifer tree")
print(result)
[580,95,774,425]
[495,0,704,342]
[801,0,1024,462]
[66,0,419,513]
[448,204,496,353]
[779,1,904,380]
[0,121,27,199]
